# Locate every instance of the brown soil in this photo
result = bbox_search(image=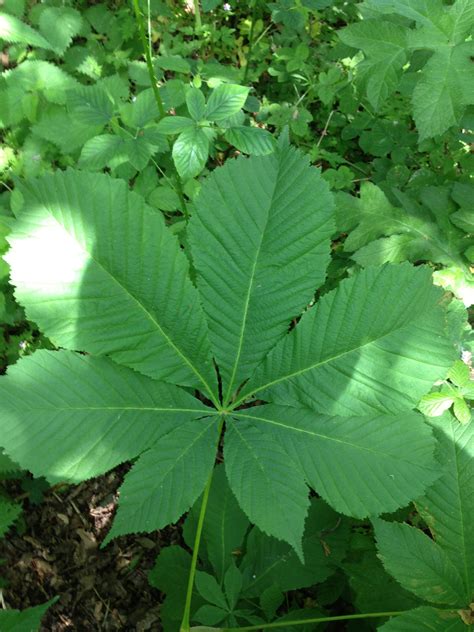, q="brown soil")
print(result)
[0,467,179,631]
